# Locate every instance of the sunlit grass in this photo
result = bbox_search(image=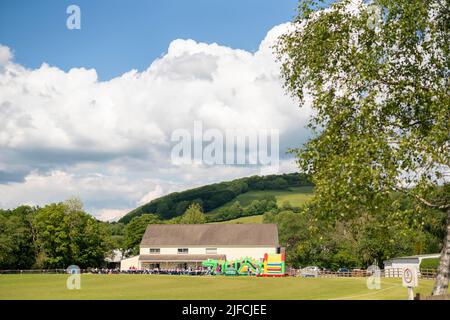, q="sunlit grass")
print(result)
[0,274,443,300]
